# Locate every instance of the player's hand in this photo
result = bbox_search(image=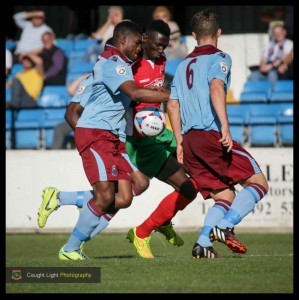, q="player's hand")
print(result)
[177,144,184,164]
[219,126,233,152]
